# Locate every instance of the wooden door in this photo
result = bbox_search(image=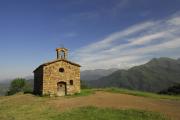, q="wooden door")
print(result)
[57,82,66,96]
